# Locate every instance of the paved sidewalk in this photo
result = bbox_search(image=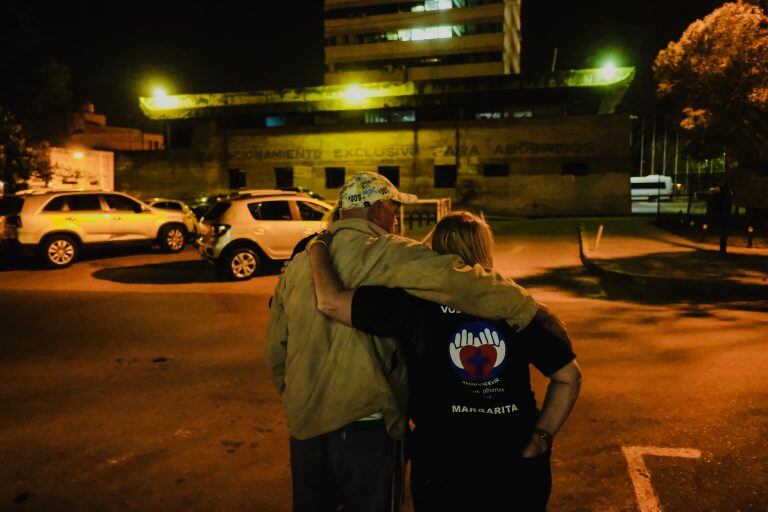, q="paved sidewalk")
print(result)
[578,219,768,292]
